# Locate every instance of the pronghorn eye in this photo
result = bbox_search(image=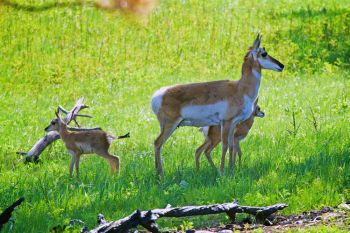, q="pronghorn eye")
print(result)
[261,52,267,57]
